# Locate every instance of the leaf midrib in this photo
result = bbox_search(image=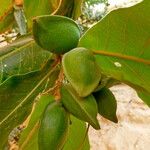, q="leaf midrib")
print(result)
[20,121,39,149]
[0,63,58,127]
[0,40,35,60]
[93,50,150,65]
